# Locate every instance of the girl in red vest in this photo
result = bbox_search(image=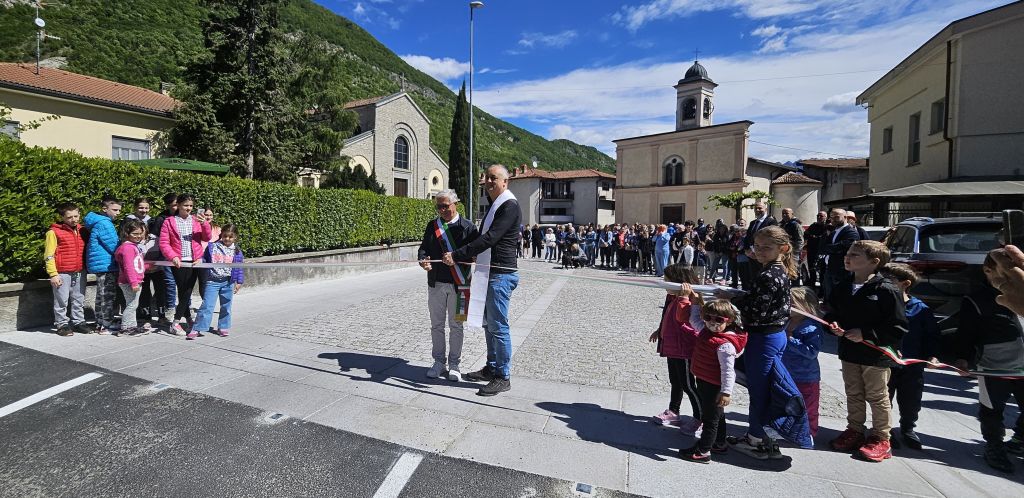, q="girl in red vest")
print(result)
[679,299,747,464]
[648,264,703,432]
